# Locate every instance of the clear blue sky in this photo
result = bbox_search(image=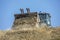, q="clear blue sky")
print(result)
[0,0,60,30]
